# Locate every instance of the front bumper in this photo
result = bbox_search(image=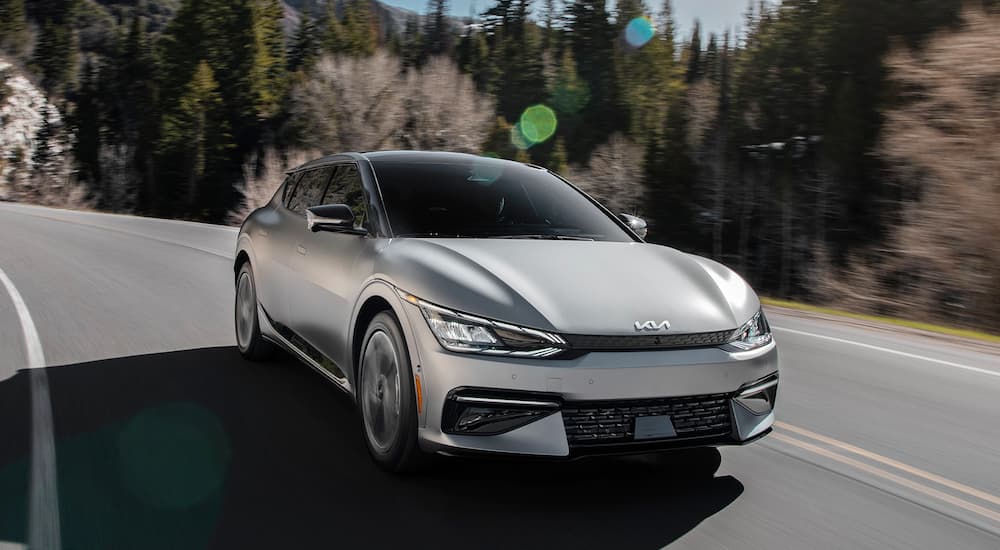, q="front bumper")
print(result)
[399,301,779,458]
